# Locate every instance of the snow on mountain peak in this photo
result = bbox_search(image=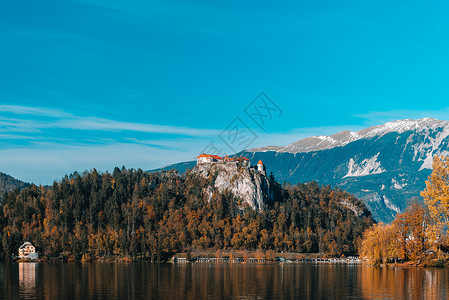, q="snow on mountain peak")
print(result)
[251,118,449,154]
[359,118,446,138]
